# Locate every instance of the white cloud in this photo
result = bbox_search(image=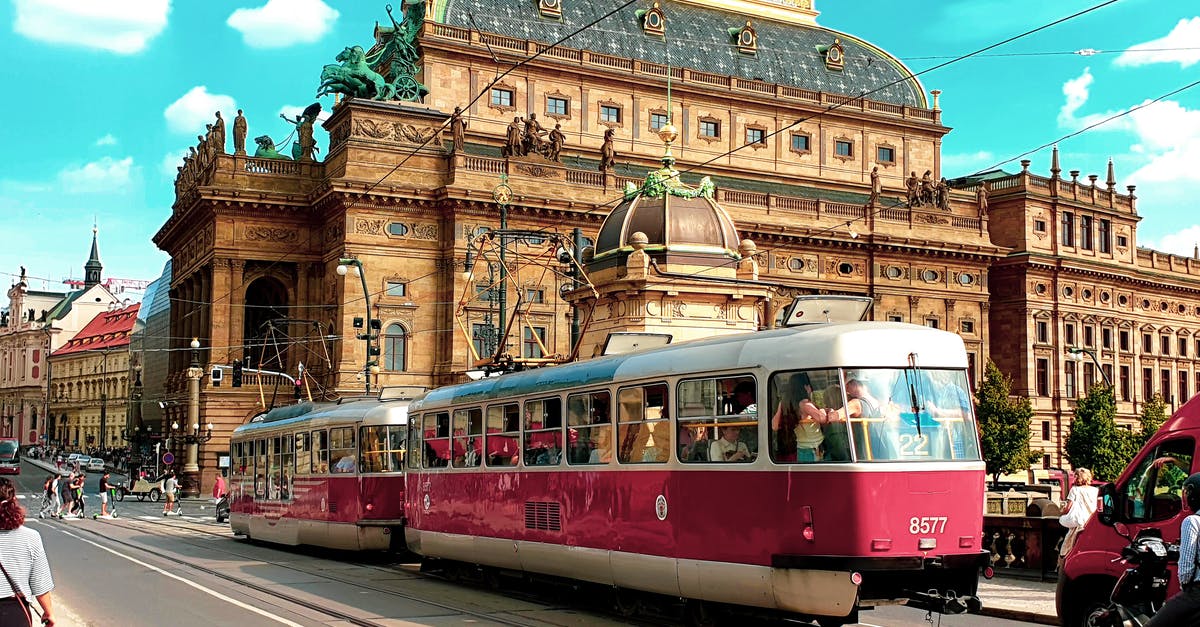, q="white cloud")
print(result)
[1146,226,1200,258]
[1116,17,1200,69]
[1058,68,1094,127]
[94,134,118,147]
[57,157,135,193]
[13,0,170,54]
[160,150,188,178]
[940,151,996,176]
[227,0,339,48]
[164,86,237,134]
